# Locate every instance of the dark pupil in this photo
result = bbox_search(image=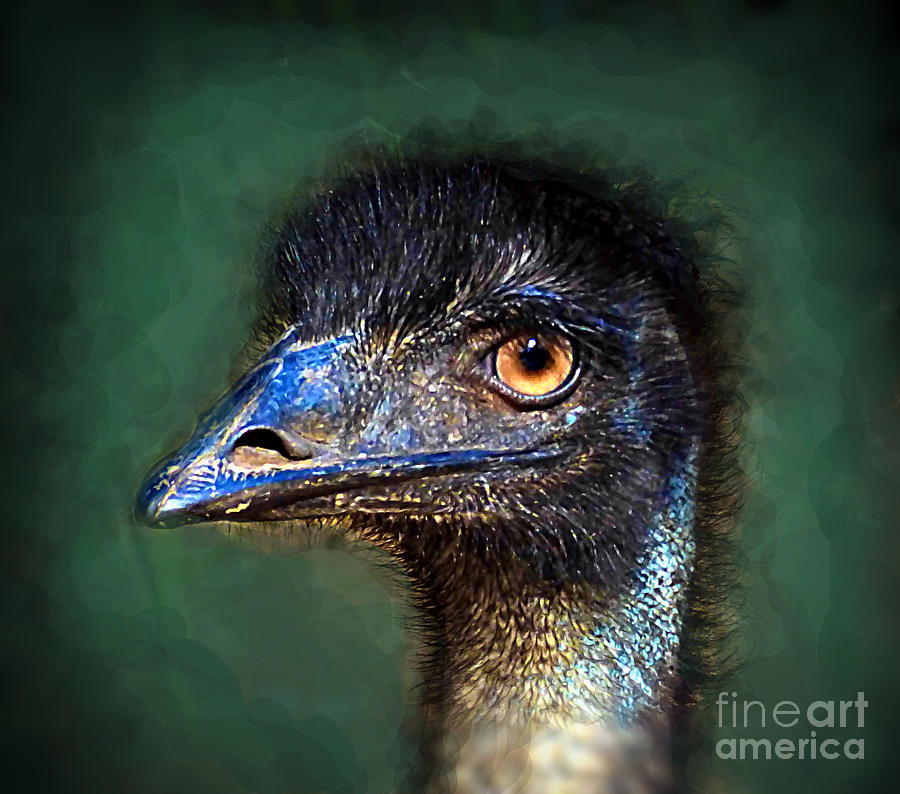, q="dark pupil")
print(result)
[518,338,550,372]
